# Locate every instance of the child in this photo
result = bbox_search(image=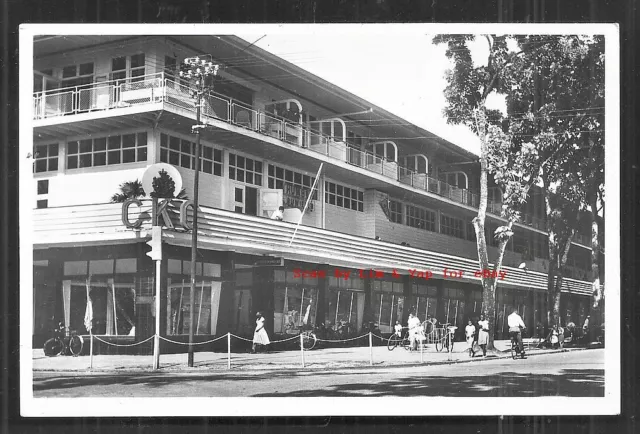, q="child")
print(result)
[394,320,403,338]
[465,319,476,357]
